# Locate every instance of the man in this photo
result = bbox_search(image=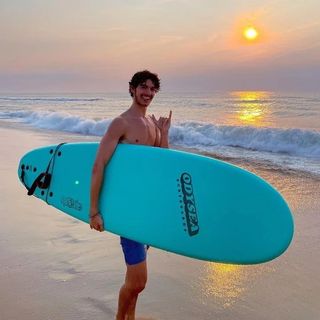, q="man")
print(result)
[89,70,172,320]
